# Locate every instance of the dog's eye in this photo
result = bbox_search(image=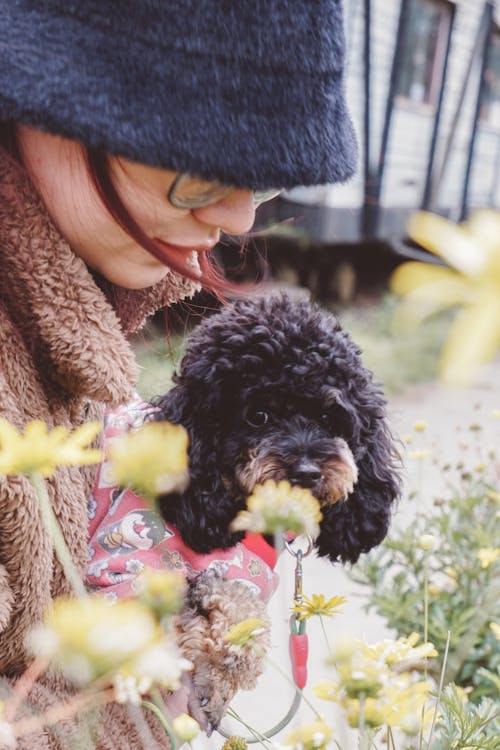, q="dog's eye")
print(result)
[320,413,330,425]
[246,410,269,427]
